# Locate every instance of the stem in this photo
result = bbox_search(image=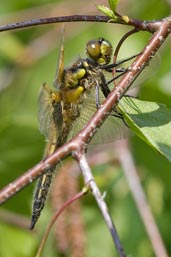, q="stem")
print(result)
[0,14,163,33]
[77,154,126,257]
[35,190,86,257]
